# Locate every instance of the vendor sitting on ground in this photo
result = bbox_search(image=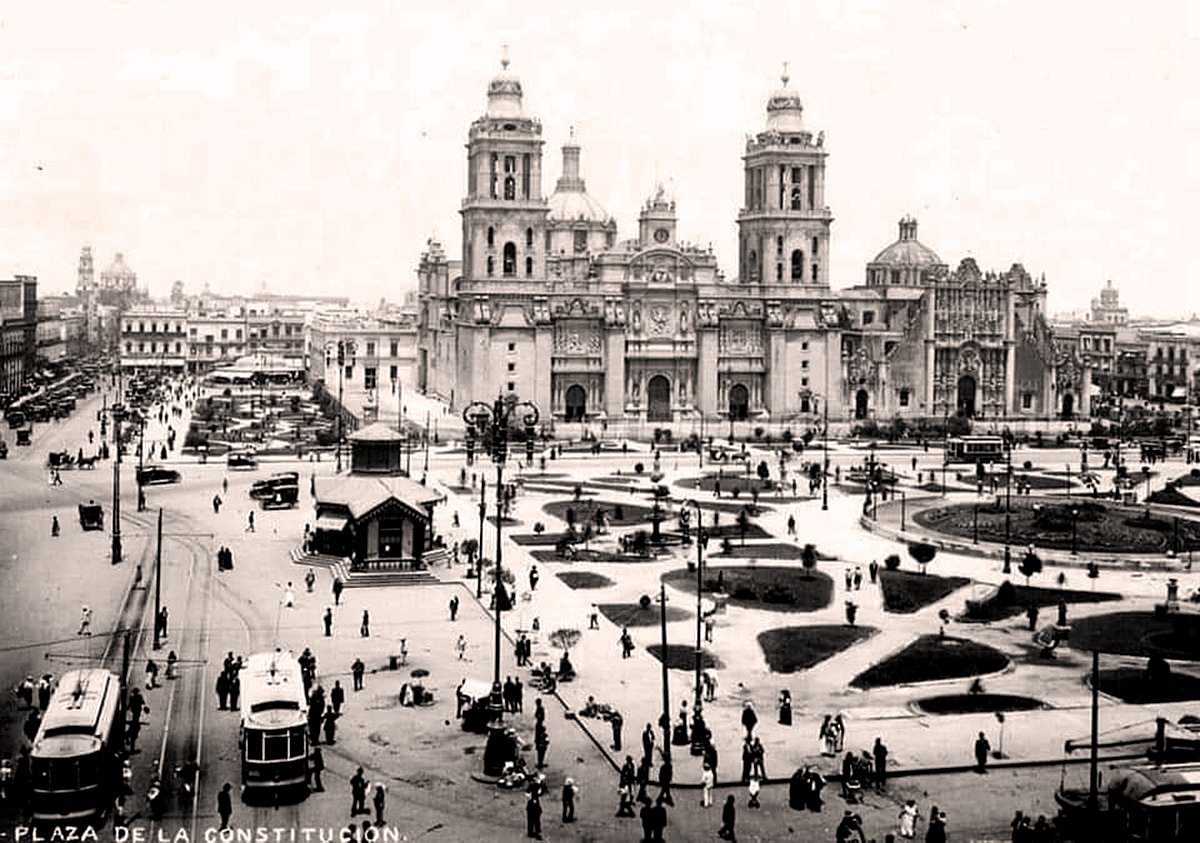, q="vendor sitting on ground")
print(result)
[557,652,575,682]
